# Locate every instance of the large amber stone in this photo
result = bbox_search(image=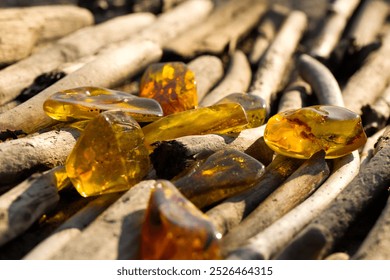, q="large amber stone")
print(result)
[216,93,267,129]
[174,149,265,208]
[43,86,163,122]
[65,111,150,197]
[264,105,367,159]
[142,103,248,150]
[140,180,221,260]
[139,62,197,115]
